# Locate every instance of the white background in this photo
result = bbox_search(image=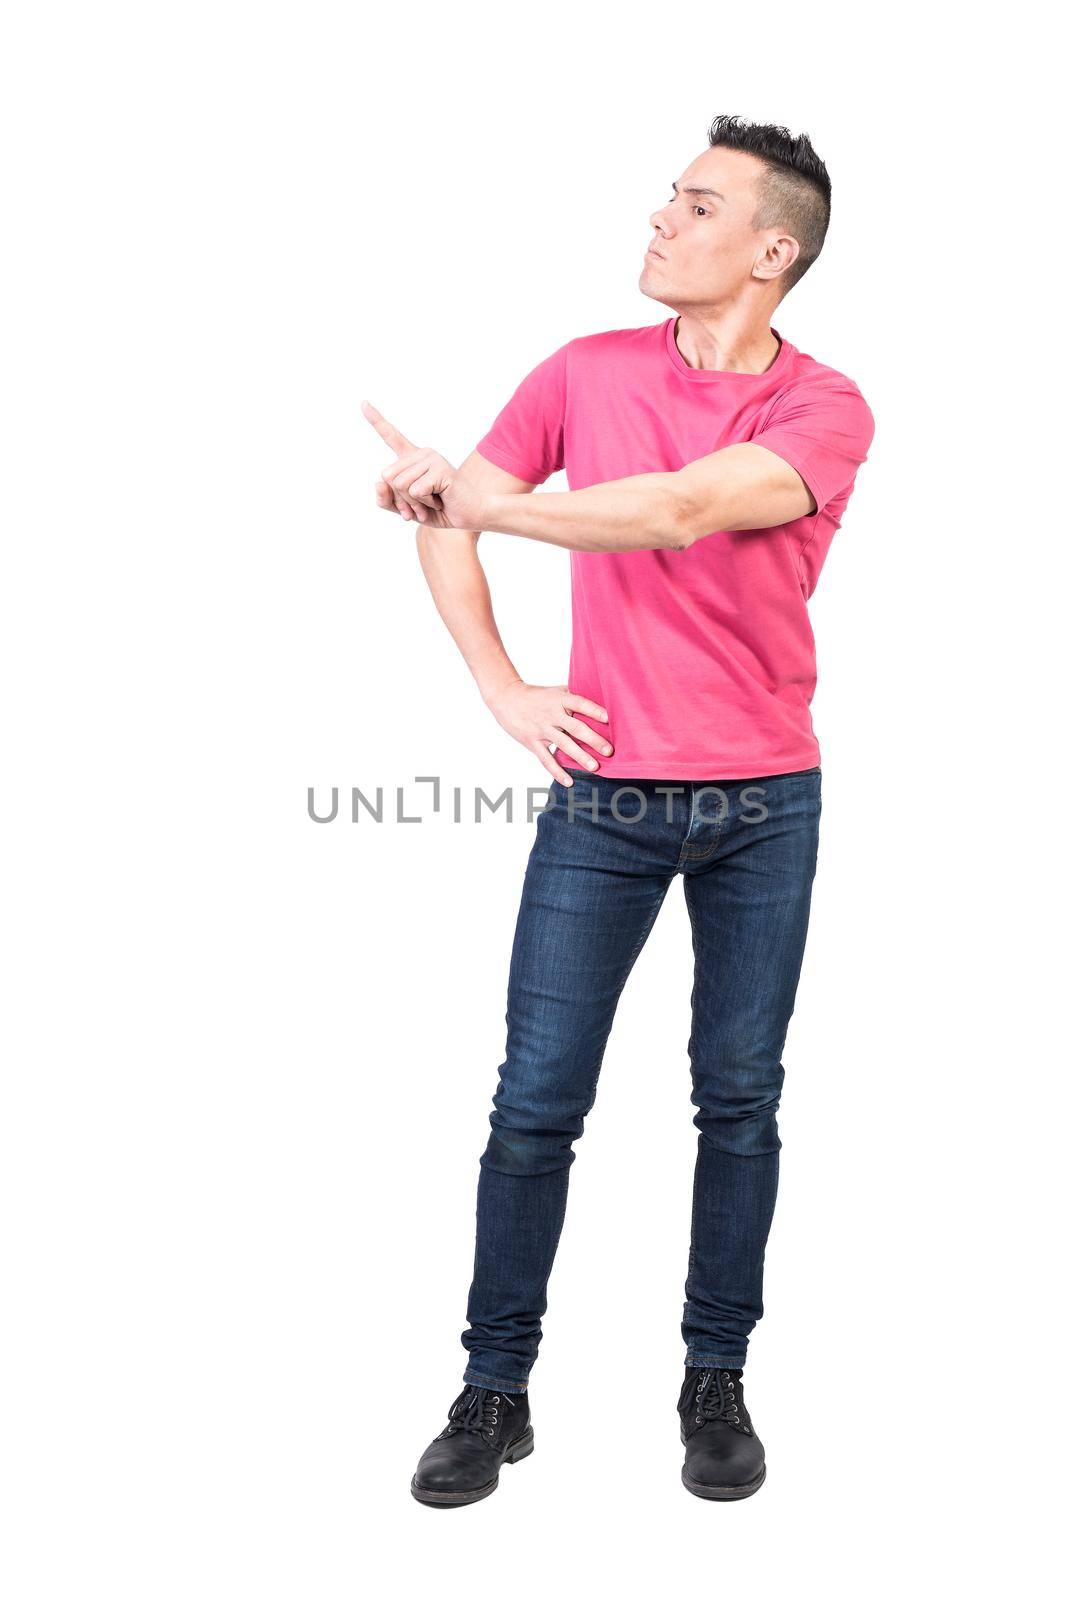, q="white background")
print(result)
[2,2,1064,1595]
